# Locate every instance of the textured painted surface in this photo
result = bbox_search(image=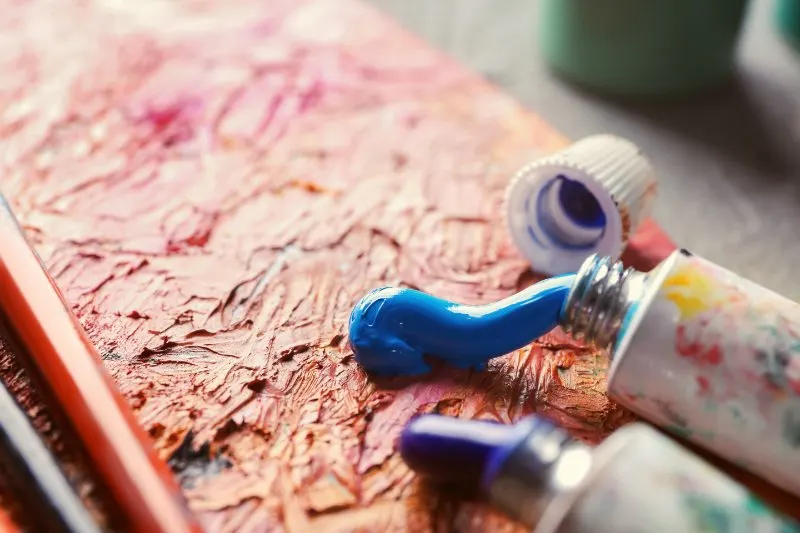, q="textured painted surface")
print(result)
[0,0,678,531]
[611,251,800,500]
